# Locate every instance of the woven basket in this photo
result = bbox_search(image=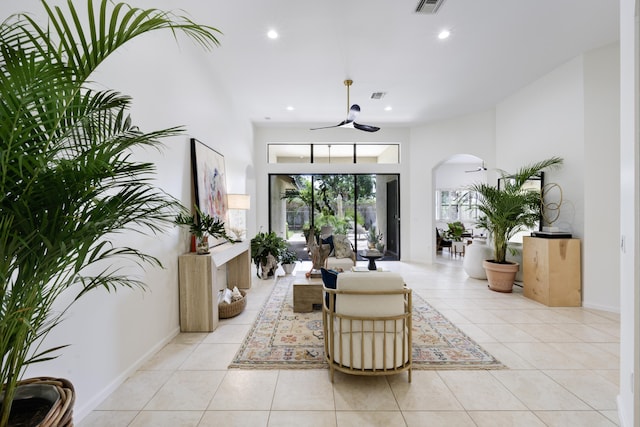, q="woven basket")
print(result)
[219,290,247,319]
[12,377,75,427]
